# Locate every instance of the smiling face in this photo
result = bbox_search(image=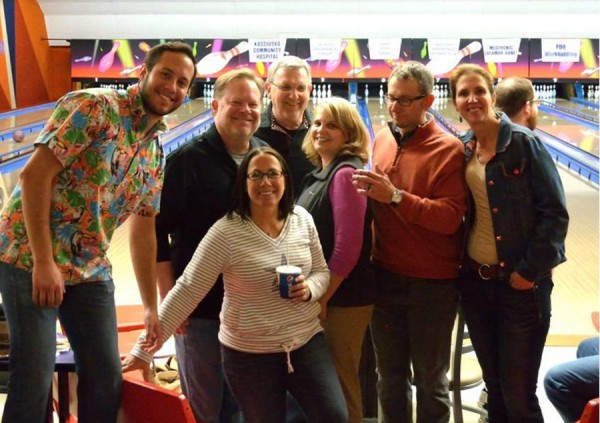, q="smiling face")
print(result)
[310,108,347,167]
[453,72,497,126]
[266,67,311,128]
[246,153,286,212]
[212,77,262,144]
[139,51,196,126]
